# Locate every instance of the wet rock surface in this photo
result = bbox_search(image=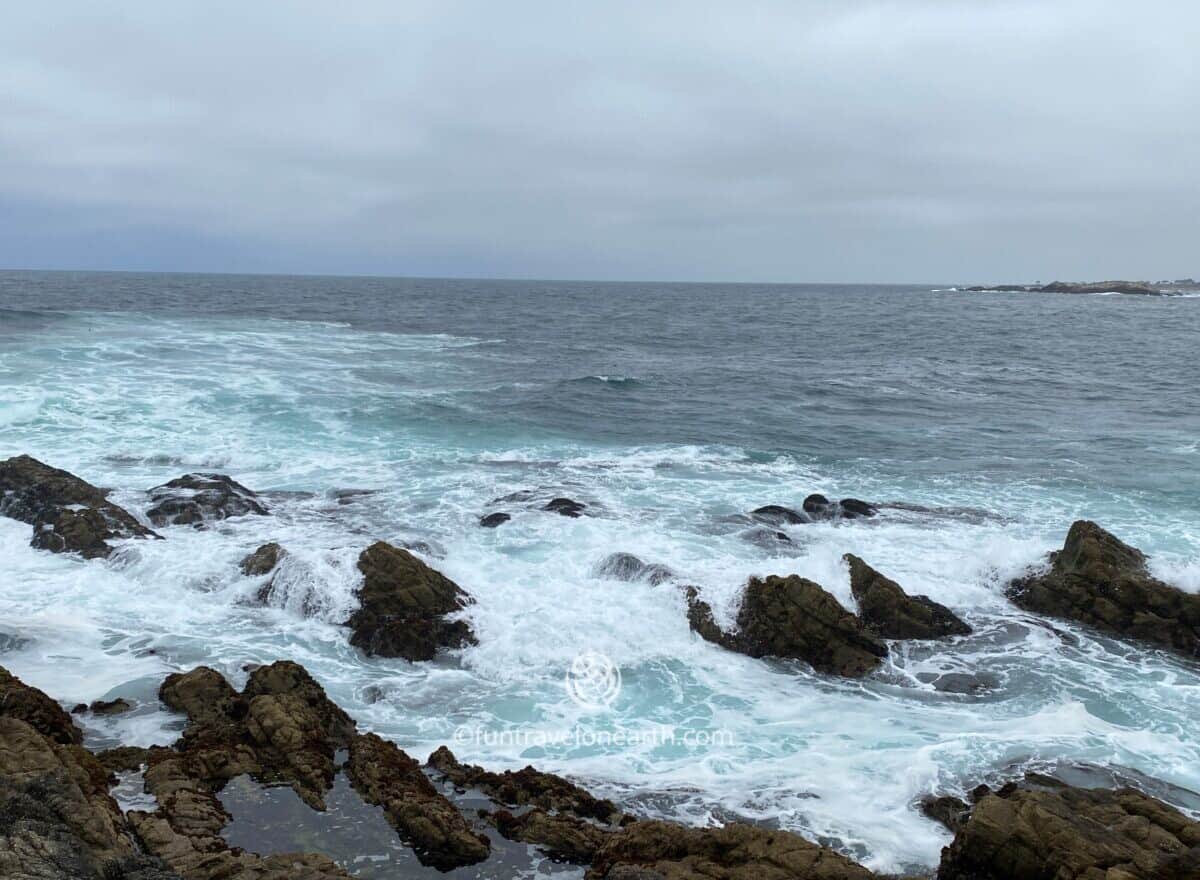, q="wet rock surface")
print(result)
[594,552,675,585]
[803,494,877,520]
[345,734,490,870]
[687,577,888,677]
[846,554,971,640]
[145,473,269,527]
[428,746,620,822]
[239,542,285,577]
[345,541,477,661]
[936,775,1200,880]
[1008,520,1200,659]
[750,504,806,525]
[0,665,82,745]
[0,454,155,558]
[478,512,511,528]
[544,497,588,517]
[586,820,878,880]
